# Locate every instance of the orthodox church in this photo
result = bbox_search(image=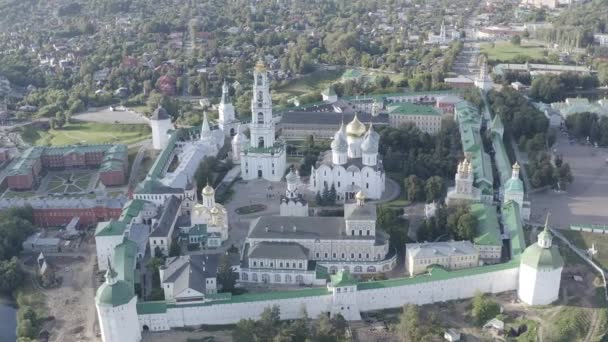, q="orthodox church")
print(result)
[445,158,482,206]
[182,183,229,248]
[280,168,308,217]
[309,115,385,200]
[239,62,287,182]
[503,162,531,220]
